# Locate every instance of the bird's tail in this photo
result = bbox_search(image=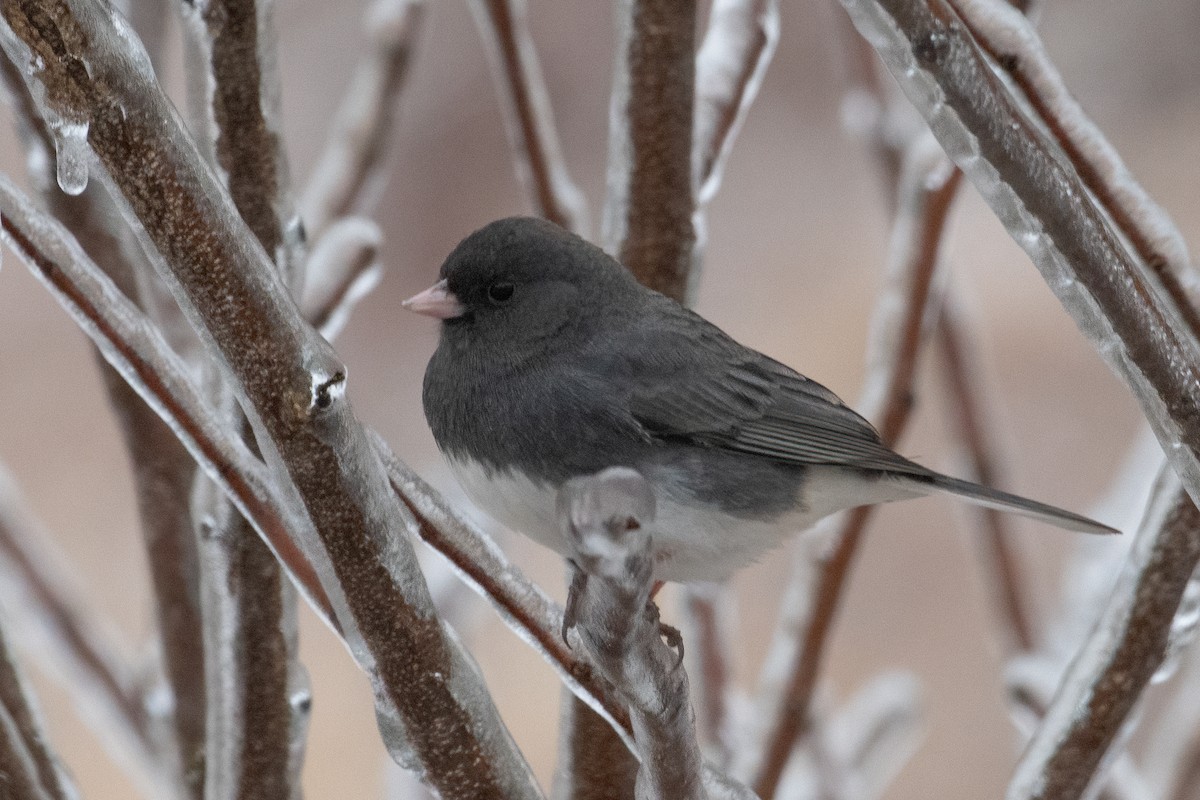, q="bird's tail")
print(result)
[920,473,1119,535]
